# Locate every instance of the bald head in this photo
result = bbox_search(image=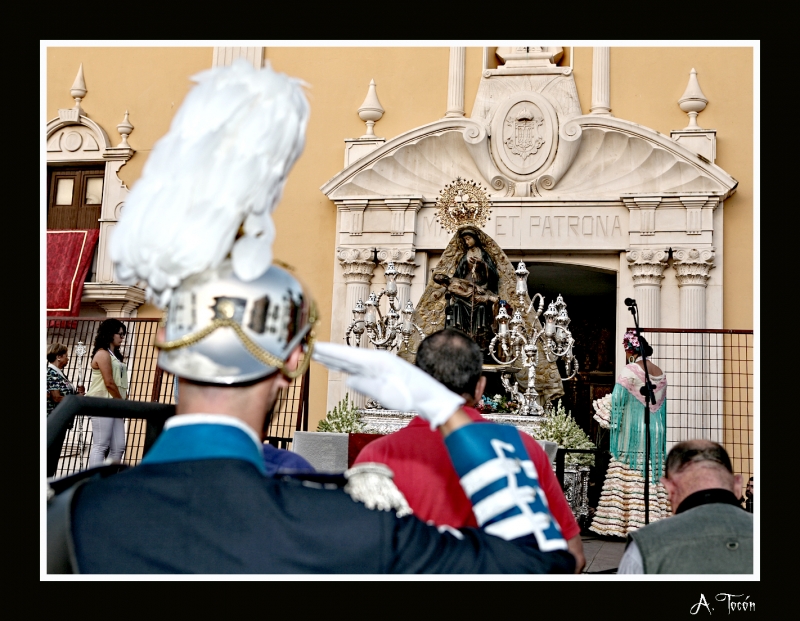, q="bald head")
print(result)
[661,440,742,513]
